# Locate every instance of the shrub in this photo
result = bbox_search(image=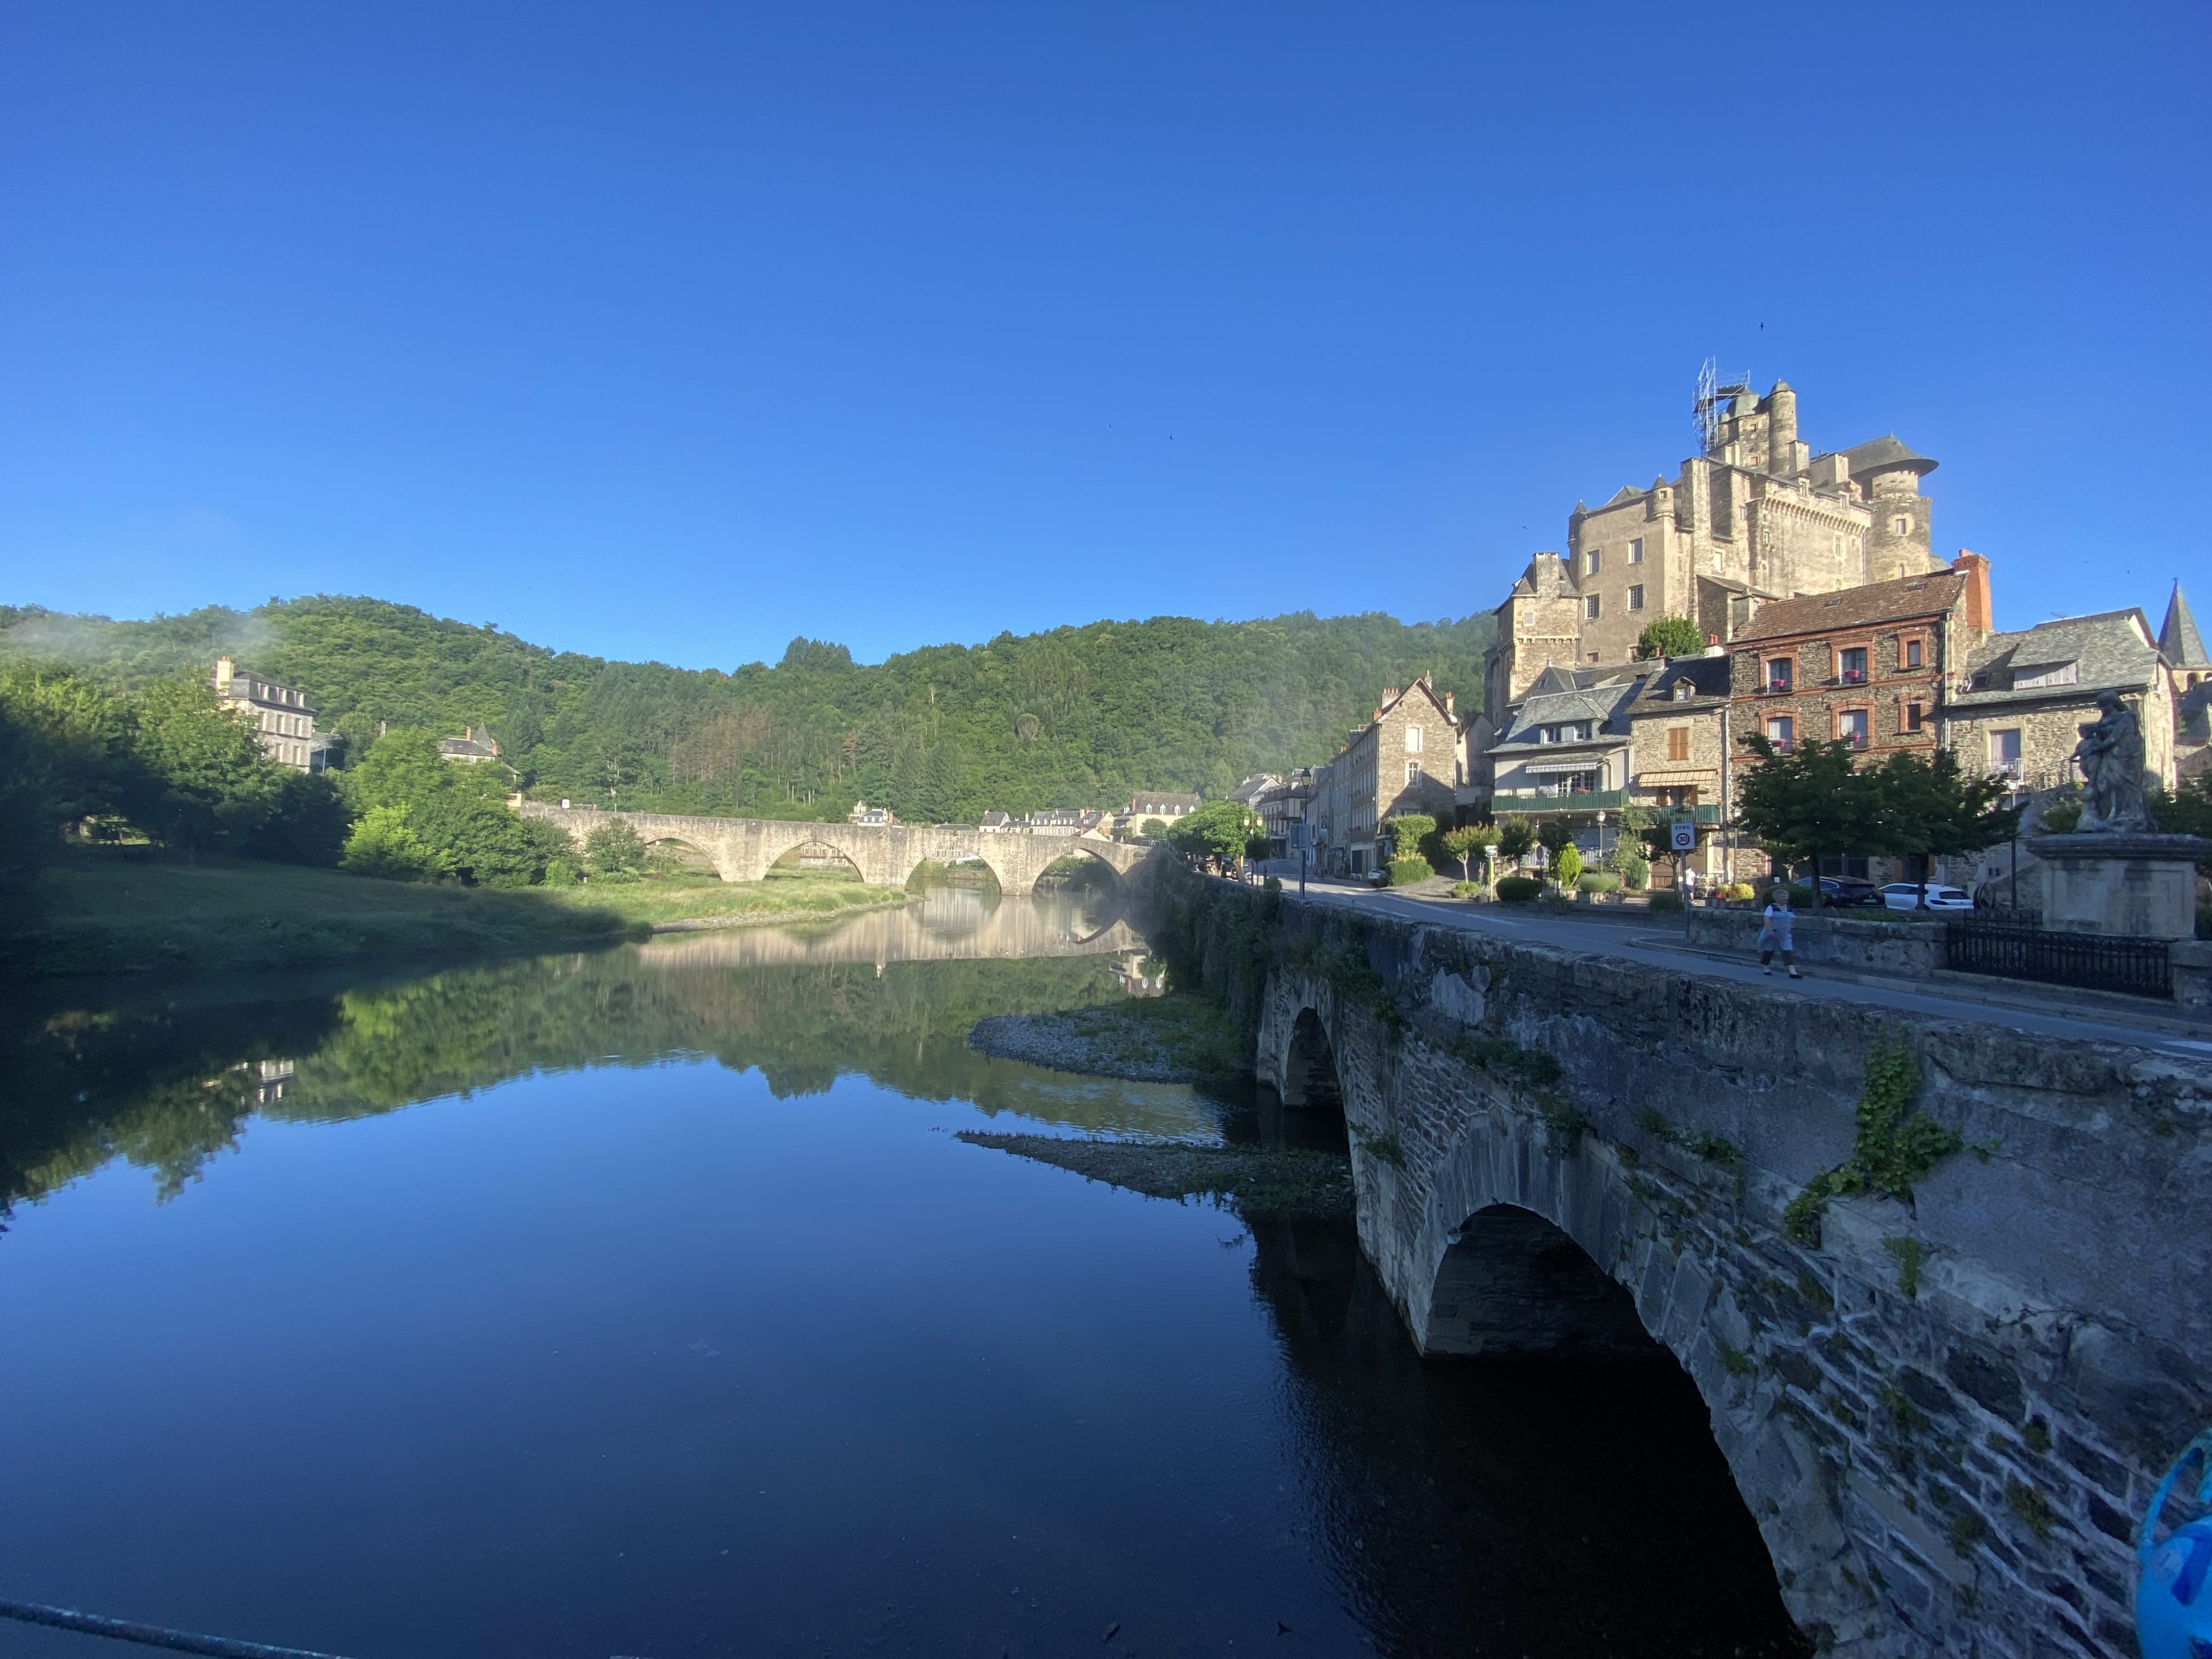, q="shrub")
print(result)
[1496,875,1542,902]
[1452,881,1483,898]
[584,820,647,877]
[1610,847,1650,890]
[1647,891,1685,912]
[340,803,447,880]
[1387,855,1432,887]
[543,859,578,888]
[1576,872,1620,893]
[1553,843,1582,887]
